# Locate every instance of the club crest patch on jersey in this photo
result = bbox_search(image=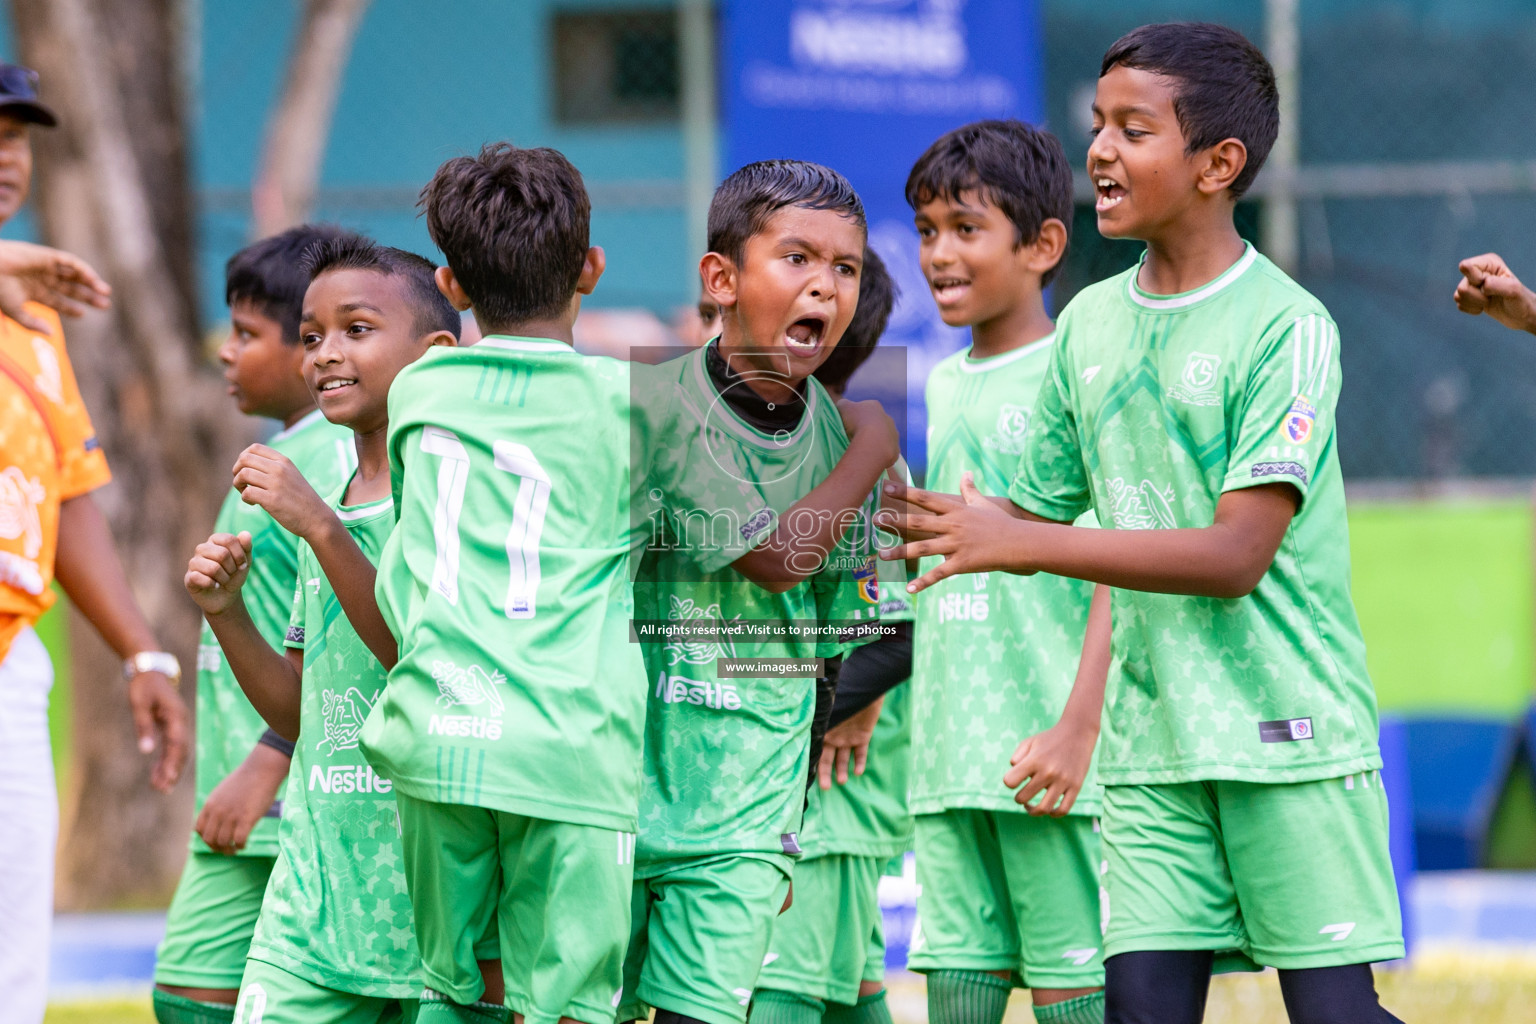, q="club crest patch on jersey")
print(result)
[1168,351,1222,407]
[1281,395,1317,444]
[854,556,879,603]
[984,403,1031,454]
